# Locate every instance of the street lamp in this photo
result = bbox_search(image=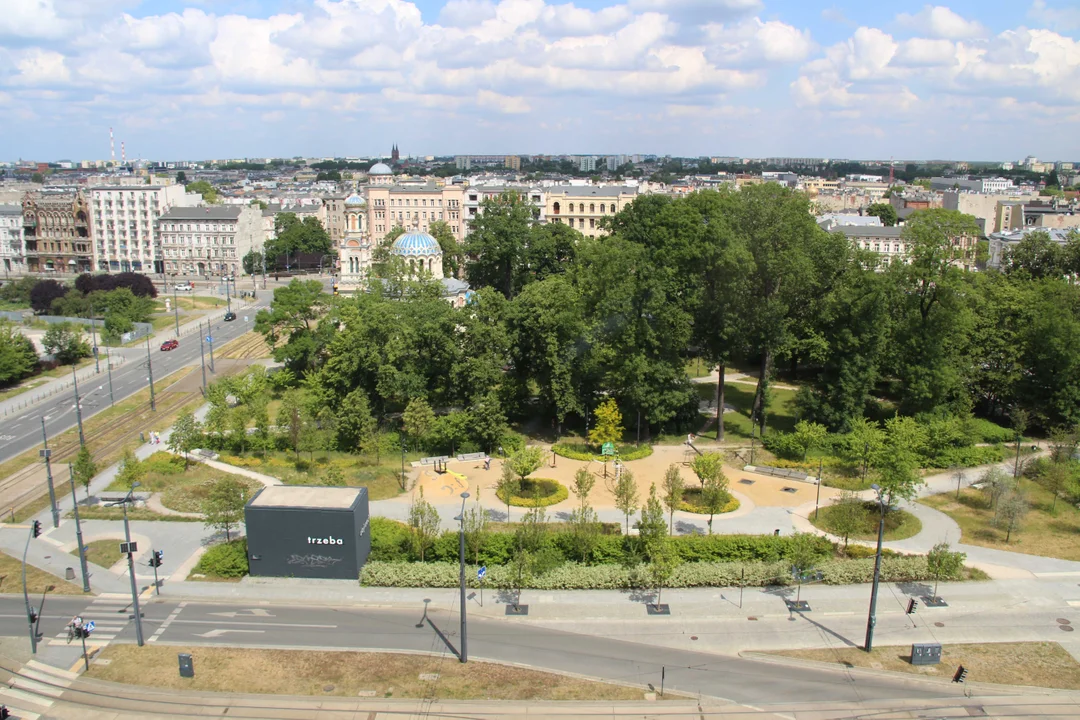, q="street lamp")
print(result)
[67,465,90,593]
[71,364,85,446]
[863,483,887,653]
[106,482,145,646]
[89,302,99,373]
[454,491,471,664]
